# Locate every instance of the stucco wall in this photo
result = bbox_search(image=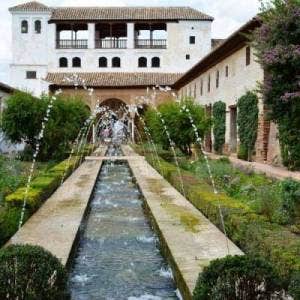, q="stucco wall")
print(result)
[178,45,281,163]
[10,8,212,96]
